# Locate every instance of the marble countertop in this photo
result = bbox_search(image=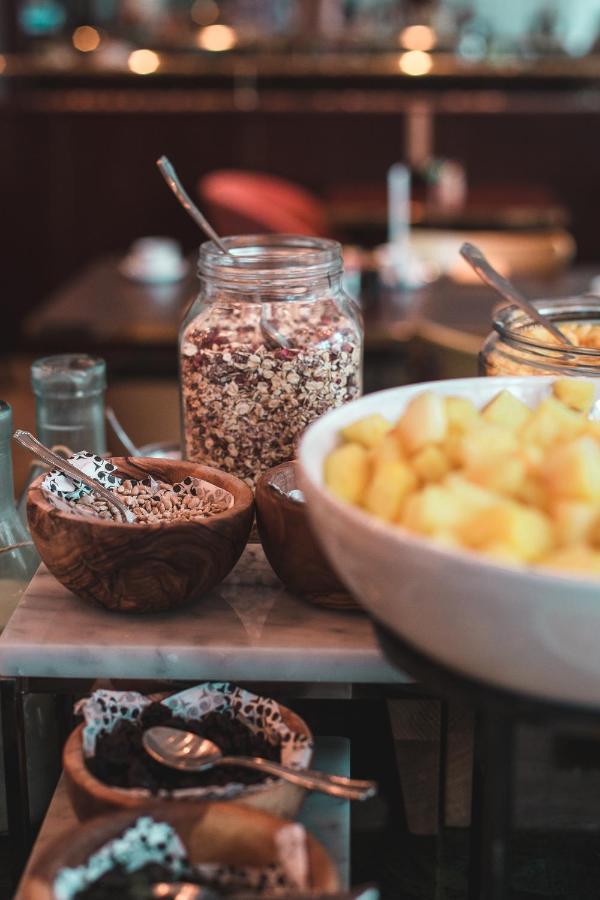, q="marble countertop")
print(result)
[0,546,406,683]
